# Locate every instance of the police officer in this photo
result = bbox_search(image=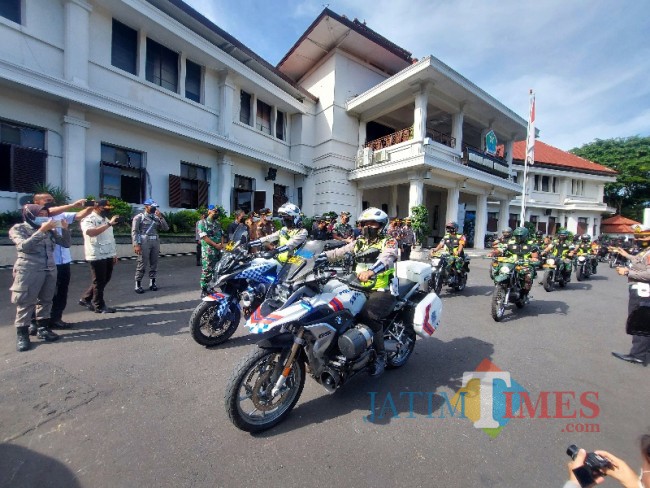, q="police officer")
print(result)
[400,218,416,261]
[250,203,308,262]
[315,207,397,377]
[333,211,354,242]
[132,199,169,293]
[198,205,224,296]
[313,216,333,240]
